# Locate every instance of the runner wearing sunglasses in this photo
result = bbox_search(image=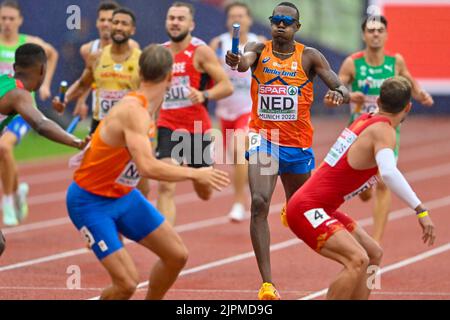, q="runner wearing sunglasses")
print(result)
[226,1,349,300]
